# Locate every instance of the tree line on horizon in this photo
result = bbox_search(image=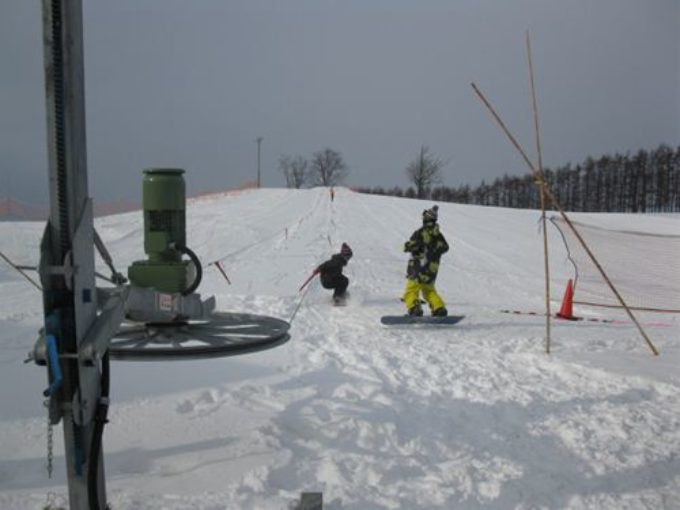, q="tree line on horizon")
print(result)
[357,143,680,213]
[279,148,349,188]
